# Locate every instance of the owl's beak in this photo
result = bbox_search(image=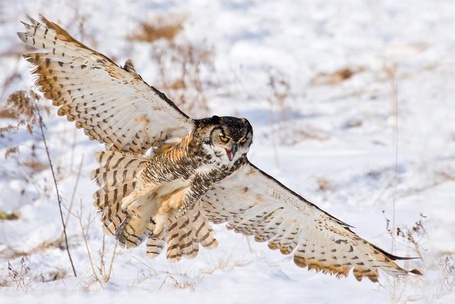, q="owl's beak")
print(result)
[225,144,238,161]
